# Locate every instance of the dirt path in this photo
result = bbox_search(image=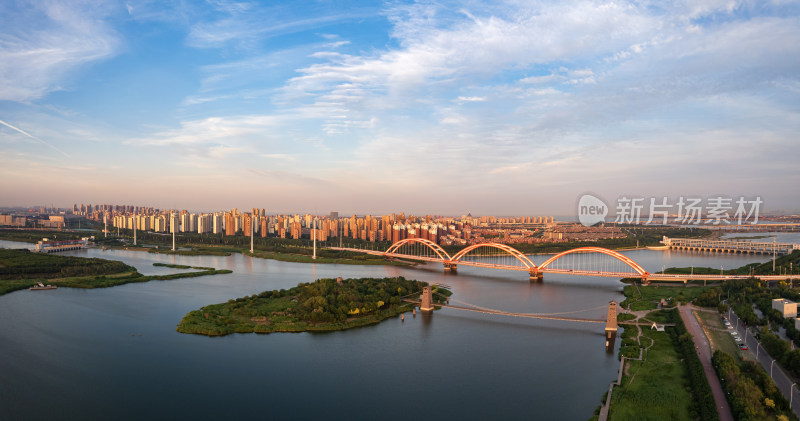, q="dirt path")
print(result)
[678,304,734,421]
